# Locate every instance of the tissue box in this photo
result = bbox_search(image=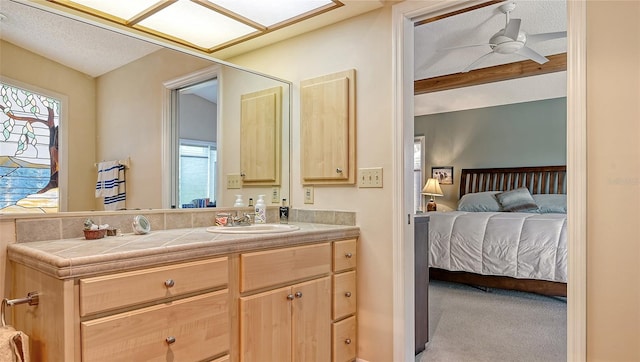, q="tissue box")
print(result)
[84,229,107,240]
